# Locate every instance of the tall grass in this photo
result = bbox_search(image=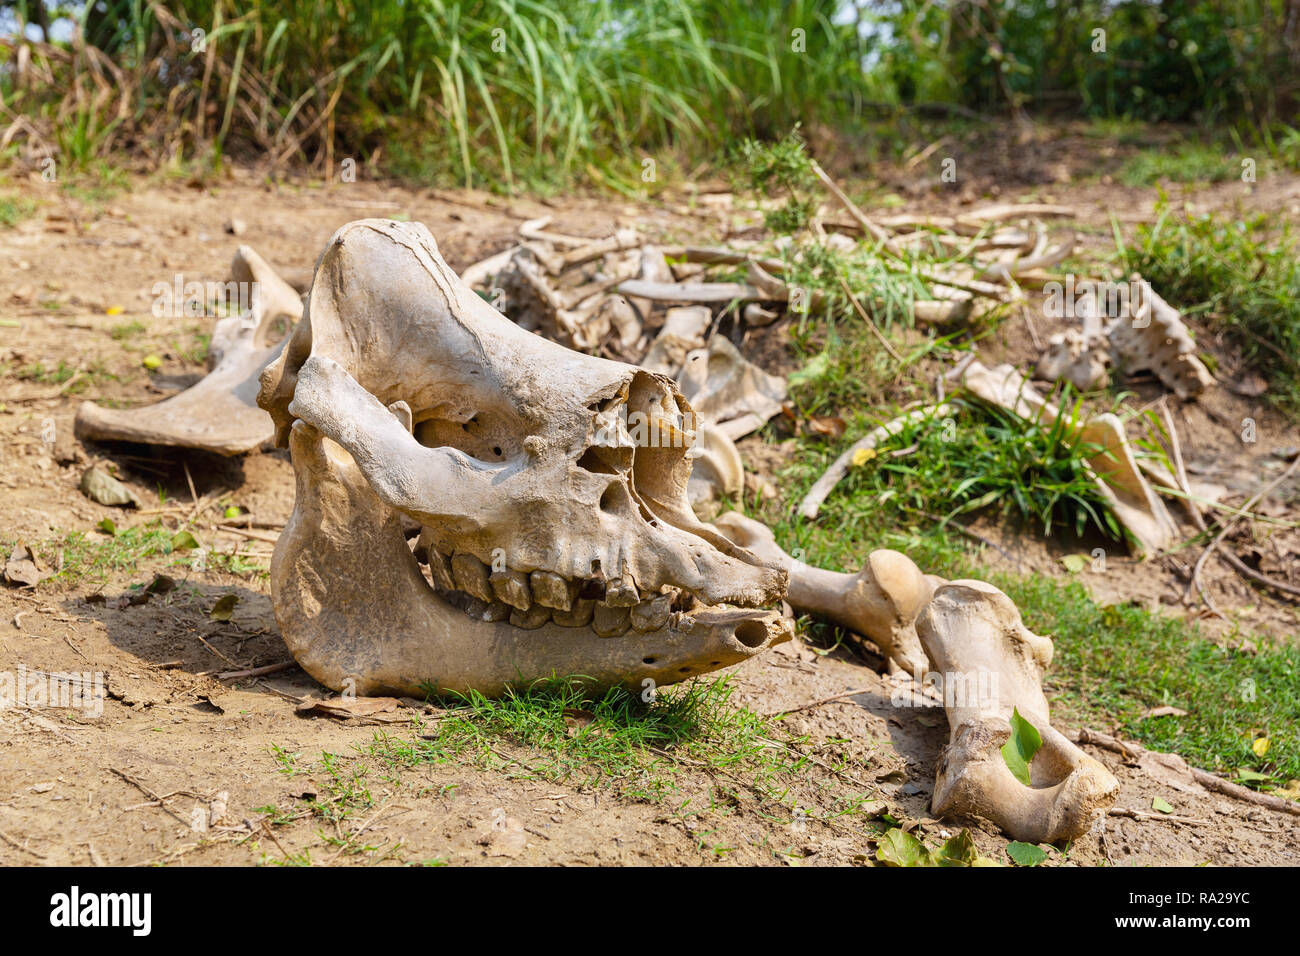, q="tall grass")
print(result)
[0,0,874,187]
